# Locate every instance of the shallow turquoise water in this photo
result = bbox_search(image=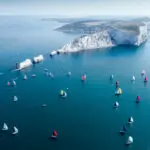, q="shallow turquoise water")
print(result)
[0,16,150,150]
